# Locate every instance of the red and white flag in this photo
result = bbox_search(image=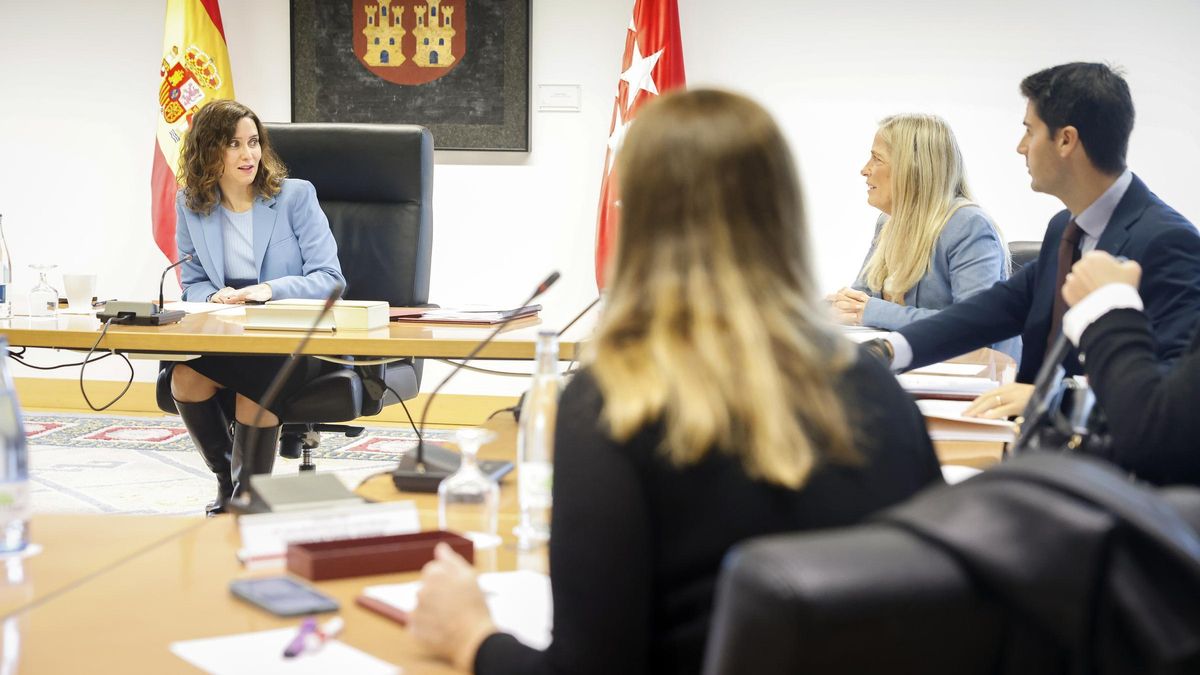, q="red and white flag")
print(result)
[152,0,235,268]
[594,0,686,290]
